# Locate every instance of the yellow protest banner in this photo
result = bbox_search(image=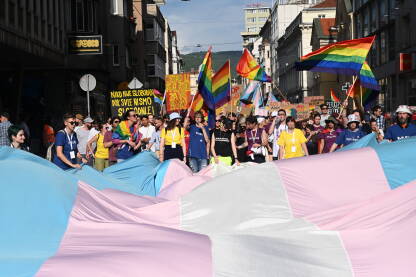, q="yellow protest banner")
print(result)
[165,73,191,112]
